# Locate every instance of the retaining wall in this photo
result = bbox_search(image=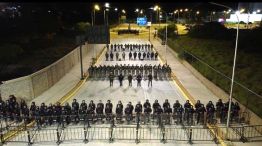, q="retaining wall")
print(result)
[0,43,104,101]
